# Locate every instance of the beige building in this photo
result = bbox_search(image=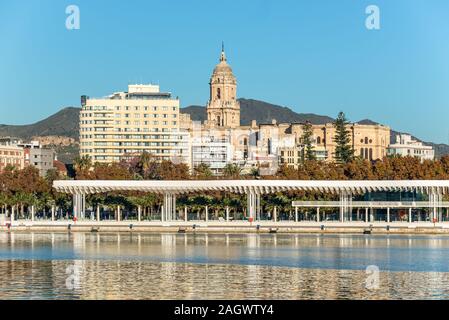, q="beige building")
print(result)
[292,123,390,162]
[79,84,190,164]
[180,46,391,173]
[0,145,24,172]
[205,44,240,129]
